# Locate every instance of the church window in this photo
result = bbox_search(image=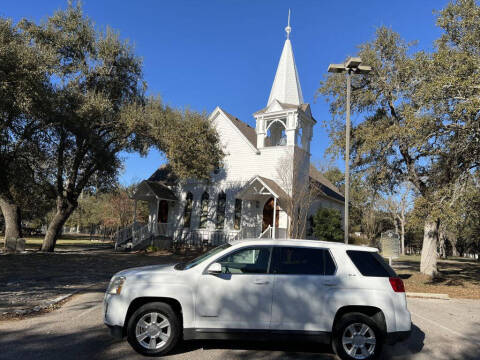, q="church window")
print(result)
[307,215,314,237]
[199,191,210,228]
[234,199,242,230]
[216,192,226,229]
[183,192,193,228]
